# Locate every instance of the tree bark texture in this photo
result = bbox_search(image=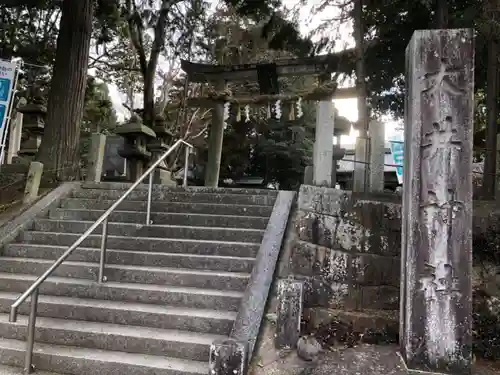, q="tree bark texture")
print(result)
[36,0,93,181]
[435,0,449,28]
[482,38,498,199]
